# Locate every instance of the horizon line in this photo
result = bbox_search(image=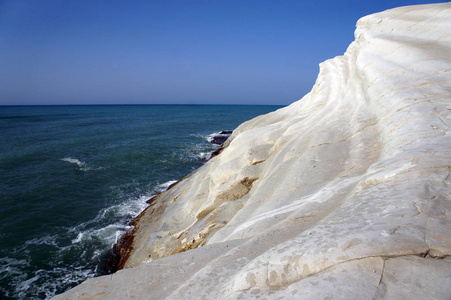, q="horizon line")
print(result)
[0,103,286,107]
